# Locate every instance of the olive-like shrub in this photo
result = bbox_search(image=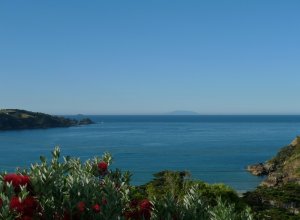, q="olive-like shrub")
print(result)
[0,147,253,220]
